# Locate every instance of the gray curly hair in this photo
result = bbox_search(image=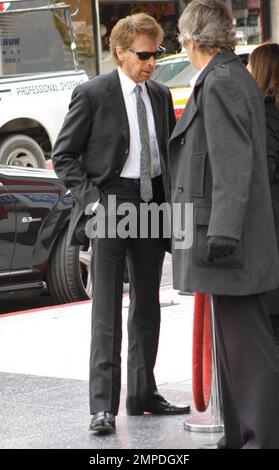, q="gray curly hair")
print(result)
[178,0,237,53]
